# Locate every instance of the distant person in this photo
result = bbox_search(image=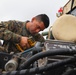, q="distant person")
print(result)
[0,14,50,53]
